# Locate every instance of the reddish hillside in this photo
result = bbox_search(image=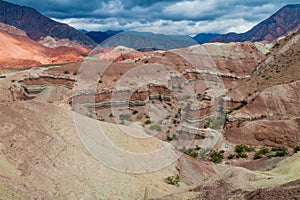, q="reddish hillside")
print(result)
[0,23,85,69]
